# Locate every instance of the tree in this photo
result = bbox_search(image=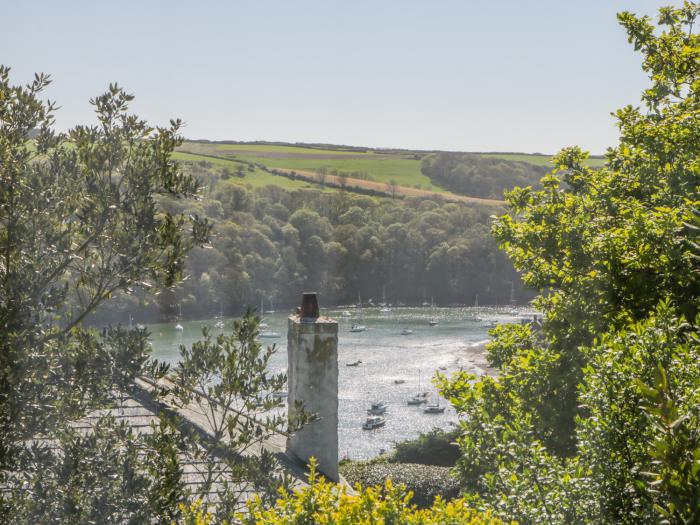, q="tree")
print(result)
[168,313,314,520]
[0,68,299,522]
[0,66,210,469]
[438,4,700,523]
[387,179,399,199]
[315,166,328,186]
